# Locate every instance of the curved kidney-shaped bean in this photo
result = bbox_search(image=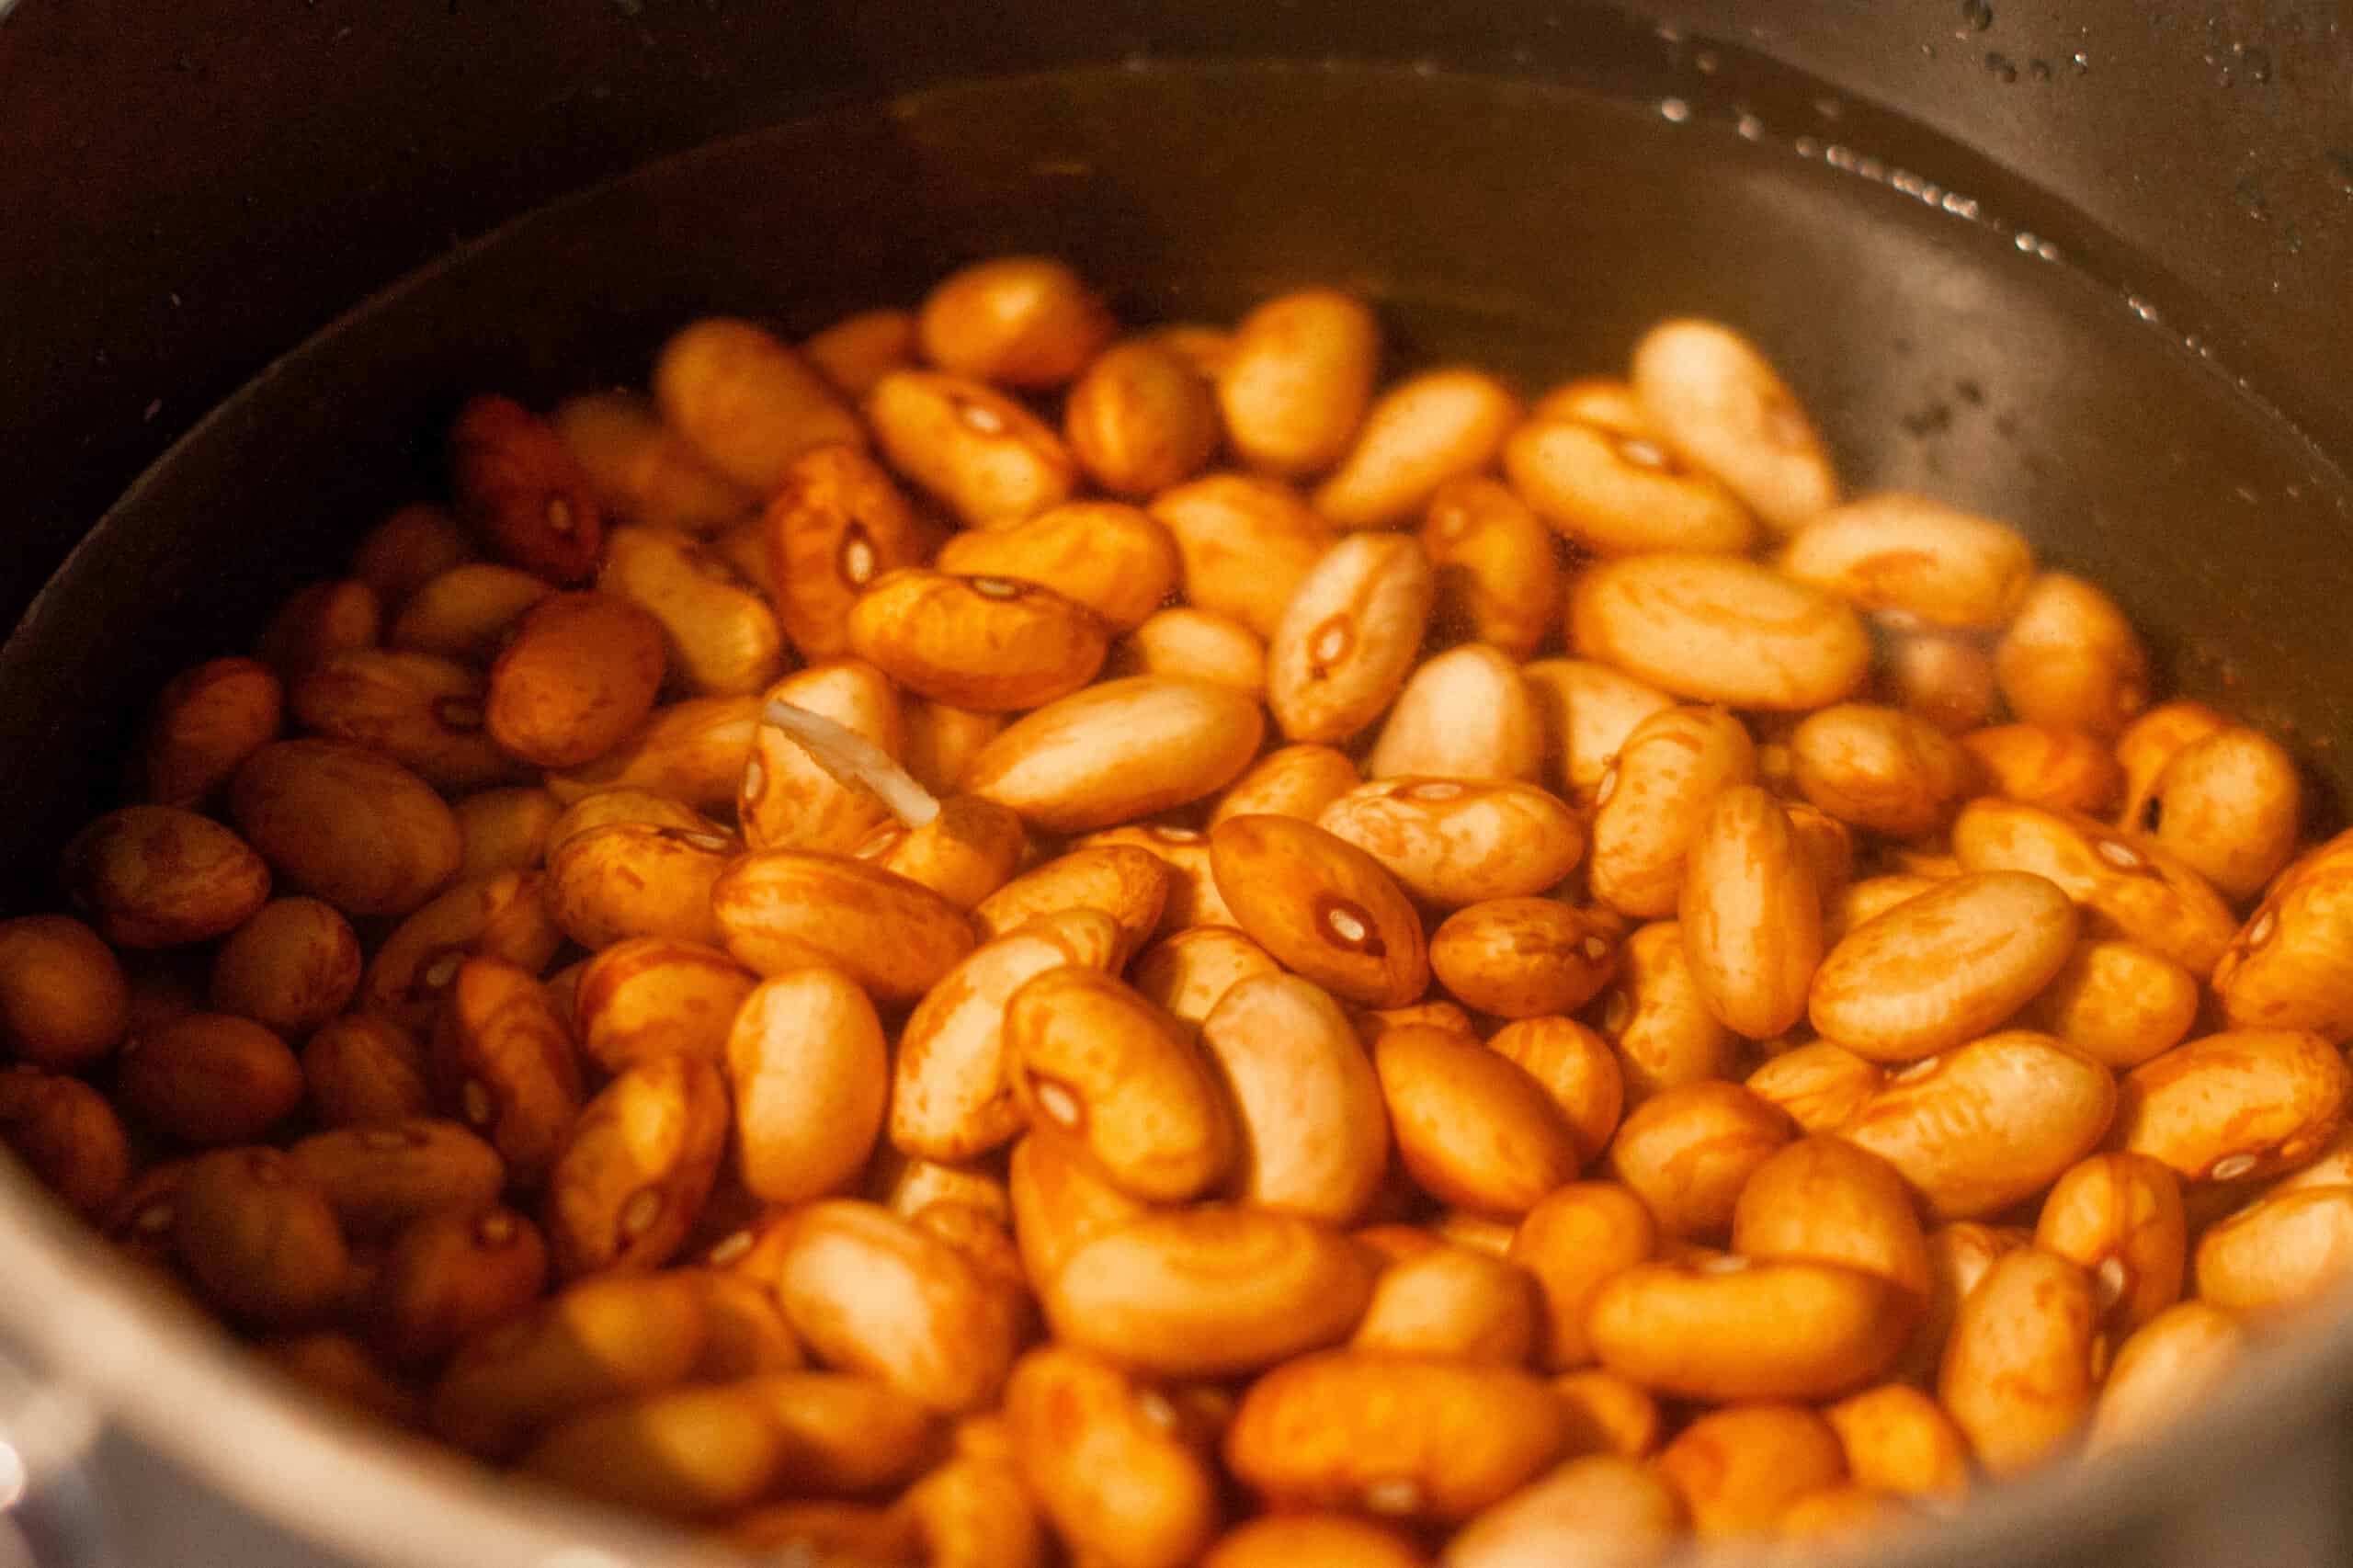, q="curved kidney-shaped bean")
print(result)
[1005,966,1235,1203]
[727,969,888,1205]
[1064,338,1221,498]
[286,1116,506,1243]
[1005,1346,1219,1568]
[1376,1024,1581,1217]
[653,318,863,494]
[1655,1404,1849,1541]
[1995,573,2149,739]
[2033,1152,2185,1334]
[1312,368,1518,530]
[387,563,551,665]
[964,676,1266,835]
[551,390,754,537]
[1504,378,1753,560]
[936,501,1178,634]
[1487,1017,1623,1165]
[2195,1185,2353,1319]
[1217,289,1381,478]
[2022,937,2200,1068]
[1041,1207,1376,1379]
[0,915,129,1071]
[210,897,361,1038]
[1365,645,1545,784]
[1447,1454,1684,1568]
[1837,1031,2115,1221]
[2088,1301,2245,1455]
[142,656,285,809]
[848,570,1109,713]
[710,851,976,1005]
[892,910,1123,1163]
[1149,472,1335,640]
[1595,922,1739,1104]
[1267,535,1436,745]
[2216,826,2353,1036]
[1210,815,1428,1007]
[1808,871,2078,1062]
[229,742,459,919]
[1779,492,2032,629]
[1732,1136,1931,1299]
[291,647,527,792]
[867,370,1075,529]
[1951,798,2237,976]
[1678,786,1823,1040]
[598,525,784,698]
[759,443,929,662]
[1629,319,1837,531]
[430,958,581,1187]
[546,1054,728,1278]
[1790,702,1981,839]
[1348,1242,1538,1364]
[1199,972,1390,1221]
[1937,1246,2103,1474]
[1111,608,1267,694]
[1224,1351,1566,1523]
[918,256,1113,389]
[1420,476,1562,658]
[1586,1257,1915,1403]
[772,1200,1021,1415]
[1508,1182,1657,1371]
[1588,706,1756,919]
[486,591,668,769]
[117,1013,303,1147]
[1571,554,1869,711]
[1604,1083,1794,1240]
[2114,1028,2351,1185]
[449,393,603,583]
[1321,778,1583,908]
[63,806,272,949]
